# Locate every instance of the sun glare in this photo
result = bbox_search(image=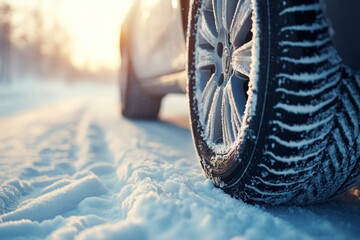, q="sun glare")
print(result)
[10,0,131,71]
[56,0,131,70]
[171,0,178,9]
